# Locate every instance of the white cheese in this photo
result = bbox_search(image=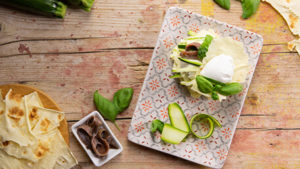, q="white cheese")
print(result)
[200,54,234,83]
